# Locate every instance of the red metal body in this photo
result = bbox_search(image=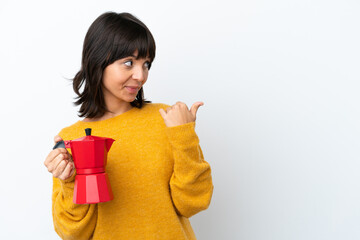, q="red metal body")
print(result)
[63,128,115,204]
